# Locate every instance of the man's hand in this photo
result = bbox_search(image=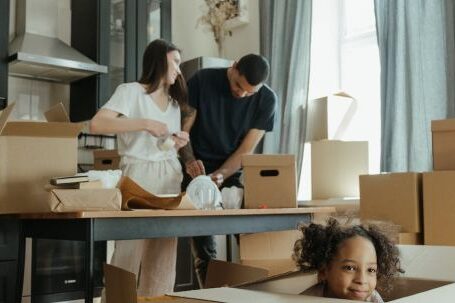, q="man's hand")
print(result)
[209,173,224,187]
[185,159,206,178]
